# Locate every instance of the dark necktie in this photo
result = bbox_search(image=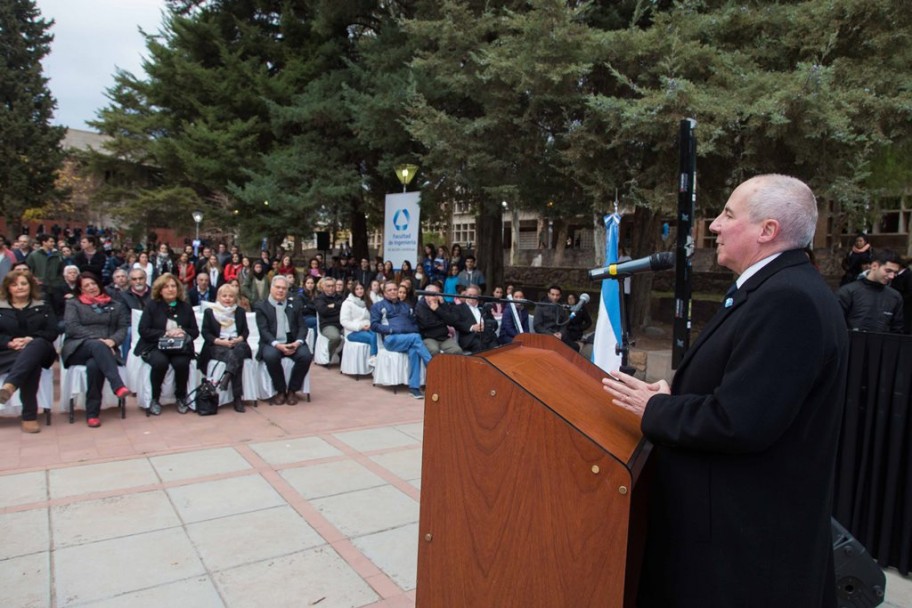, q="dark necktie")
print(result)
[723,283,737,308]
